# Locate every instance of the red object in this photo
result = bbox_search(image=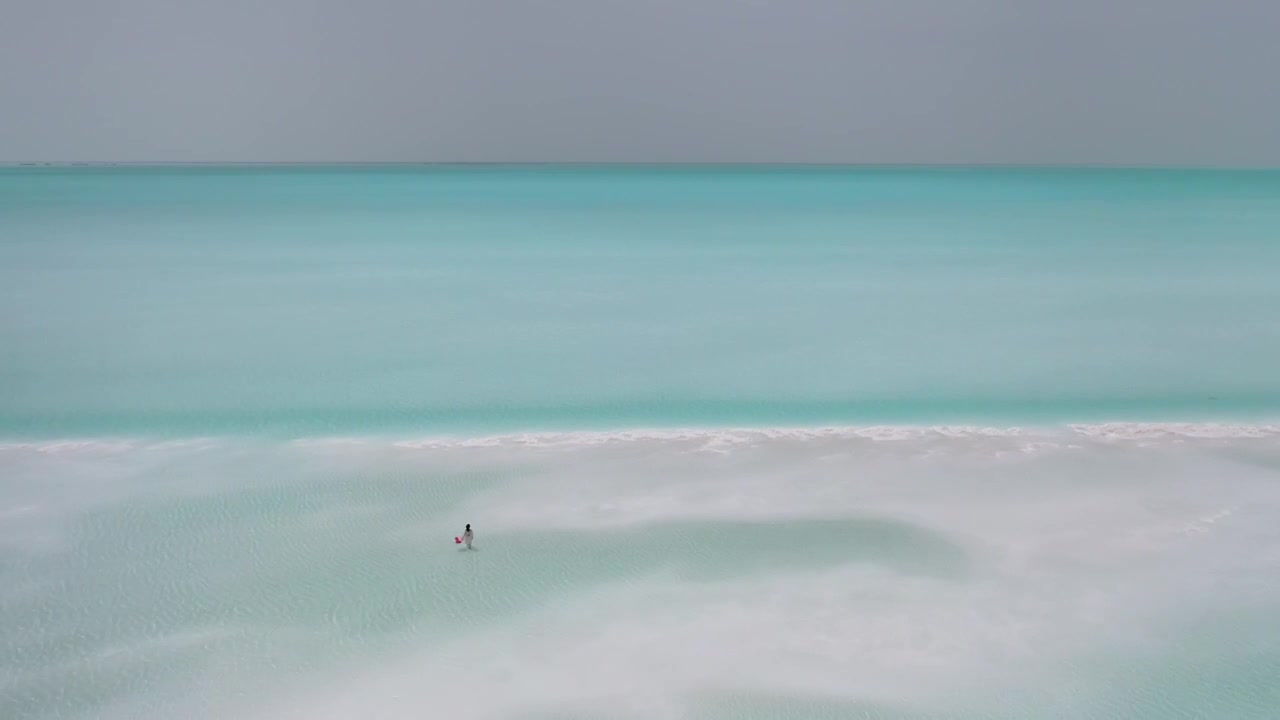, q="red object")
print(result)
[455,537,462,544]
